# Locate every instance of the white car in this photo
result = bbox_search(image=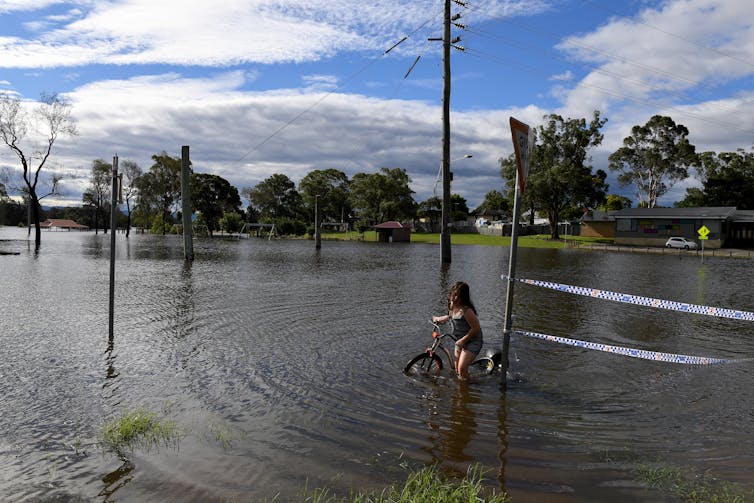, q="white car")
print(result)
[665,237,698,250]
